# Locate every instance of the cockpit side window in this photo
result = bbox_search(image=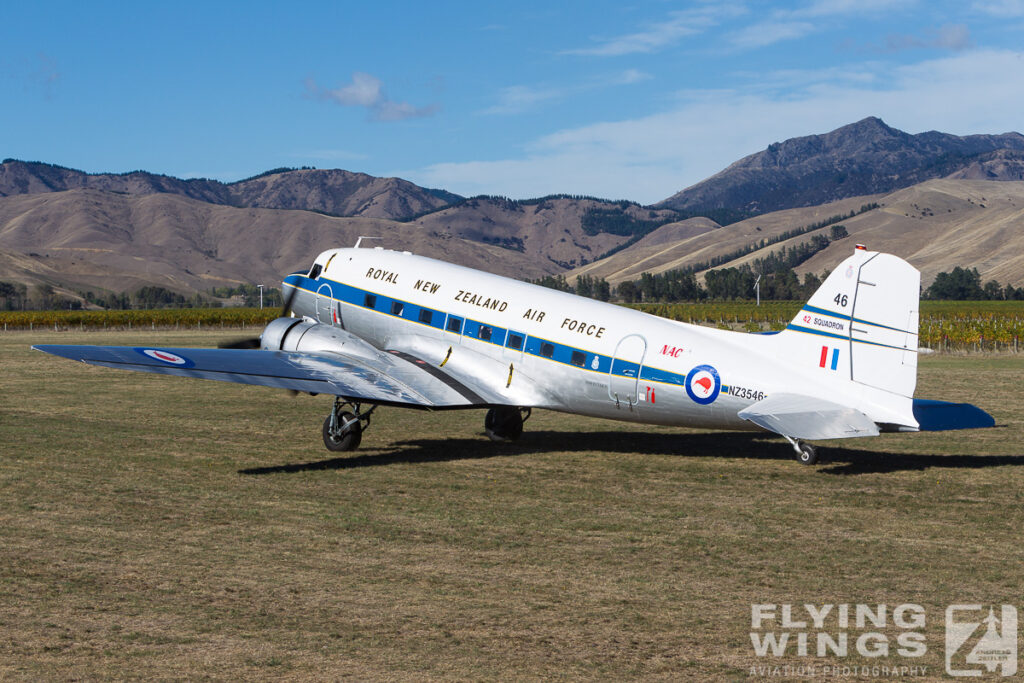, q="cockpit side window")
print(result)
[308,263,322,279]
